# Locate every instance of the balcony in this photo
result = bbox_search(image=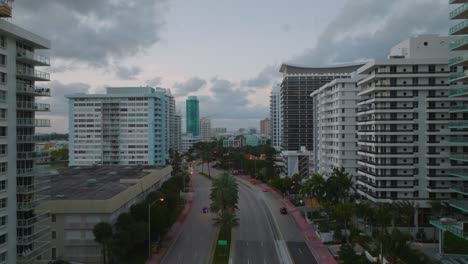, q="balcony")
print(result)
[449,121,468,129]
[449,86,468,97]
[17,180,50,194]
[451,169,468,179]
[16,83,50,97]
[17,151,49,160]
[449,105,468,113]
[450,71,468,82]
[450,154,468,162]
[430,219,468,240]
[427,186,452,192]
[17,211,49,227]
[357,159,415,168]
[17,195,50,211]
[450,36,468,51]
[451,184,468,195]
[17,241,50,263]
[17,226,50,245]
[449,137,468,145]
[17,118,50,127]
[358,149,414,158]
[16,48,50,66]
[17,166,50,176]
[450,3,468,19]
[16,67,50,81]
[16,101,50,112]
[451,20,468,36]
[449,200,468,213]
